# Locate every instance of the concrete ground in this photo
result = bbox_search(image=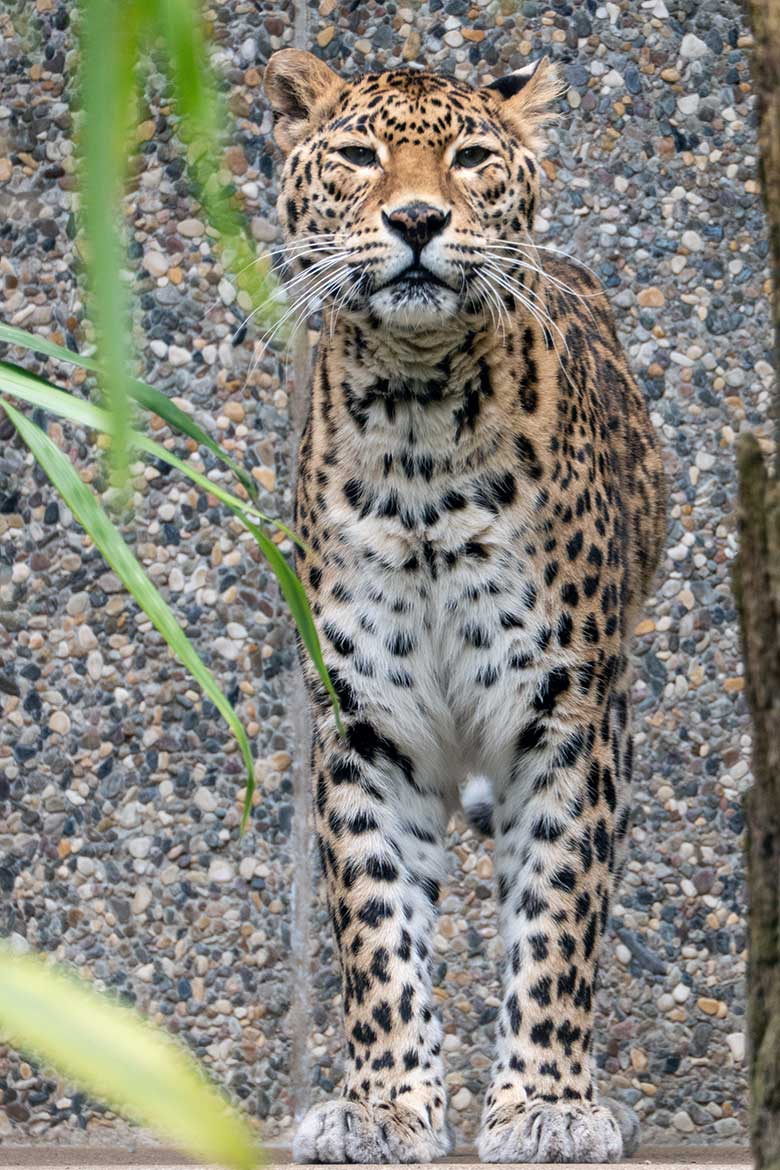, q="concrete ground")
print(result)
[0,1148,753,1170]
